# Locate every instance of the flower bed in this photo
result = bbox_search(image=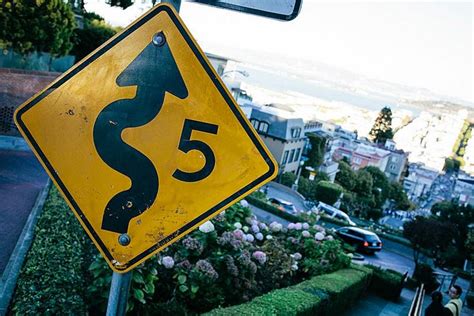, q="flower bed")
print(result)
[11,188,351,315]
[87,200,351,314]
